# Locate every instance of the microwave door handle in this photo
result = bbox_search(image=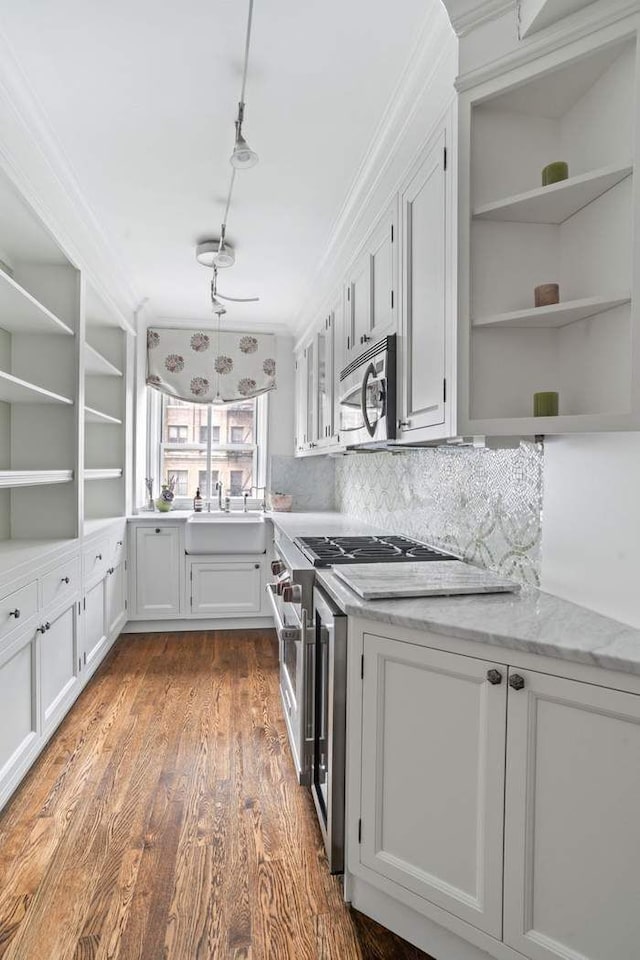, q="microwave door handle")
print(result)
[361,362,377,438]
